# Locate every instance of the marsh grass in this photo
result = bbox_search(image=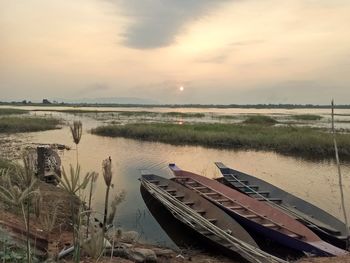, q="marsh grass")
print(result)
[92,123,350,158]
[243,115,277,125]
[0,117,60,133]
[291,114,323,121]
[213,115,238,120]
[0,108,28,115]
[163,112,205,118]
